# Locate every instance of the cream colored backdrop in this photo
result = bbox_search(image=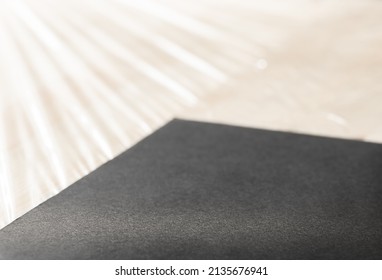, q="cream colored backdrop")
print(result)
[0,0,381,229]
